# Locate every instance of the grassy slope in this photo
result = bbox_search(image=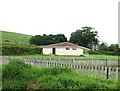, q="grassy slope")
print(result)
[1,30,32,45]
